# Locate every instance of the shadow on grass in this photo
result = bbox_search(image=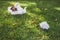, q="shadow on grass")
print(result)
[36,1,60,40]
